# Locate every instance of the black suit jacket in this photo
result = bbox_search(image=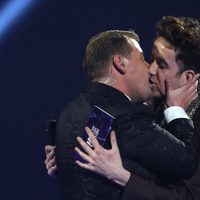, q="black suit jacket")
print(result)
[55,82,199,200]
[121,104,200,200]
